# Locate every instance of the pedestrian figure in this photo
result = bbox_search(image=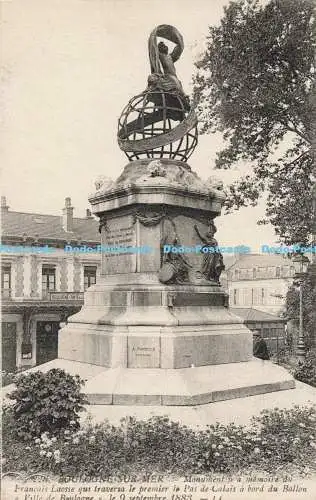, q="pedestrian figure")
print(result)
[253,331,270,360]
